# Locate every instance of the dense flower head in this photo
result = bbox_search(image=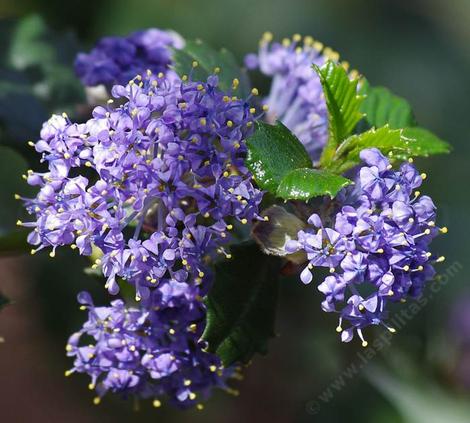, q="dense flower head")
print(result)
[21,71,263,304]
[286,148,447,345]
[66,292,235,408]
[75,28,184,87]
[245,32,349,160]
